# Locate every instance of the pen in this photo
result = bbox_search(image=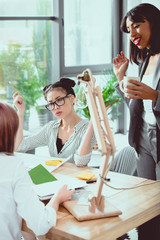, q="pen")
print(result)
[86,178,111,184]
[86,179,97,184]
[9,81,16,93]
[105,99,119,110]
